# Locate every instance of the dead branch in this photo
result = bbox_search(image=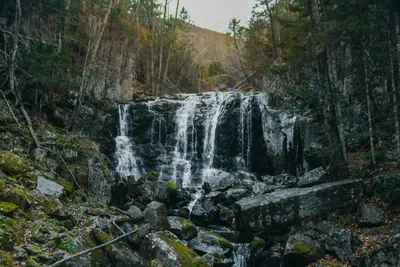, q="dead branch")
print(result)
[0,89,20,127]
[46,229,139,267]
